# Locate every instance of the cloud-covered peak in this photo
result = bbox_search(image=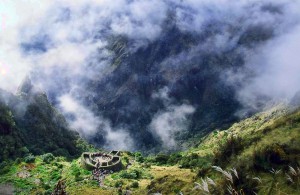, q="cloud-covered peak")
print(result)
[1,0,300,151]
